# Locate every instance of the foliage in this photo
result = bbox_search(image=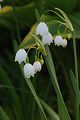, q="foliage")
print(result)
[0,0,80,120]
